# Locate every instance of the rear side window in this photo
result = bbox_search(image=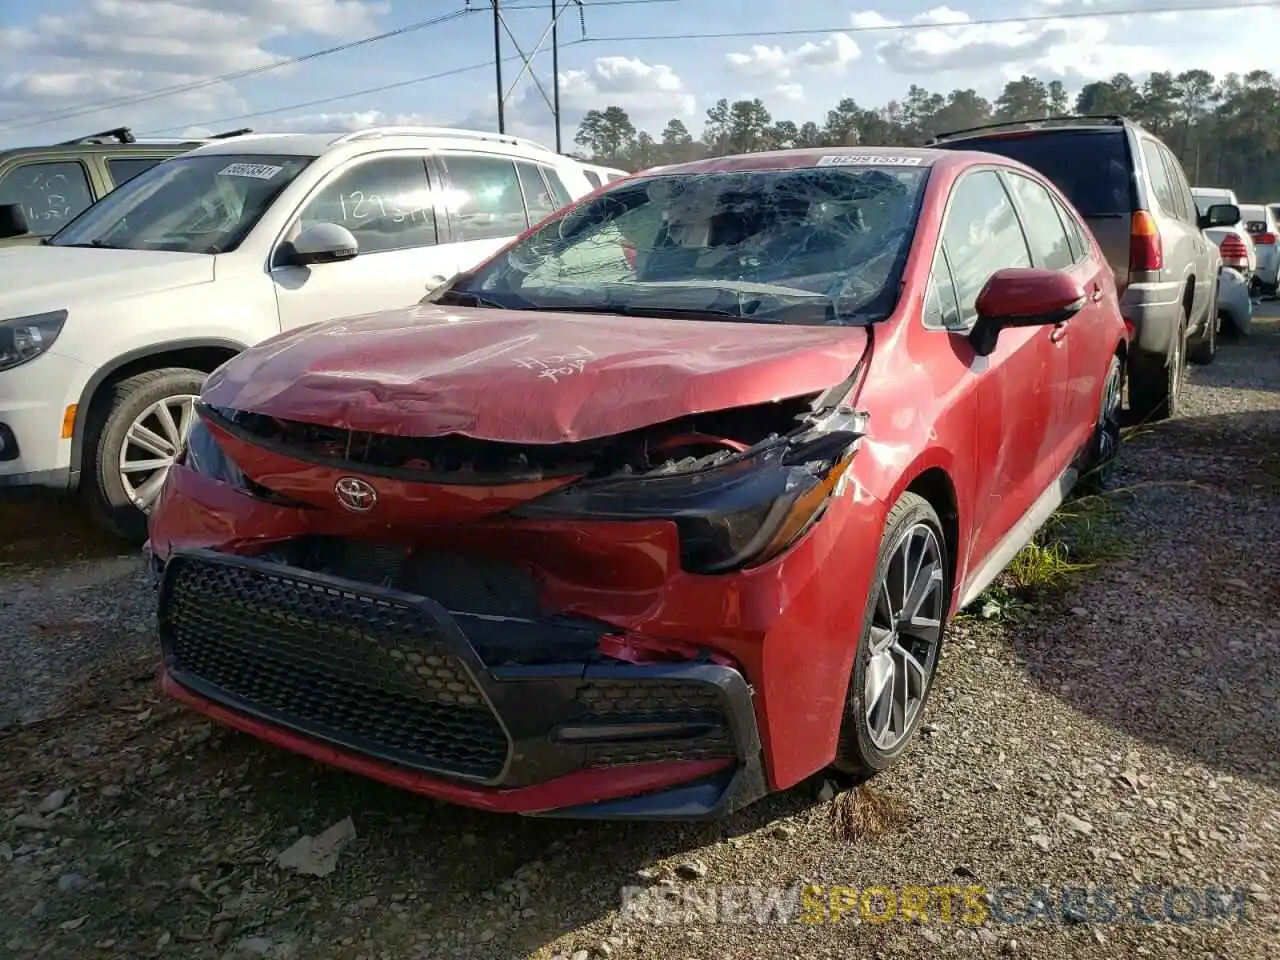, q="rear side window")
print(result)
[583,169,602,188]
[0,160,95,236]
[440,154,529,242]
[515,161,556,222]
[541,166,572,207]
[1140,141,1178,217]
[1052,195,1091,264]
[946,131,1133,217]
[1158,145,1194,222]
[1004,172,1074,271]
